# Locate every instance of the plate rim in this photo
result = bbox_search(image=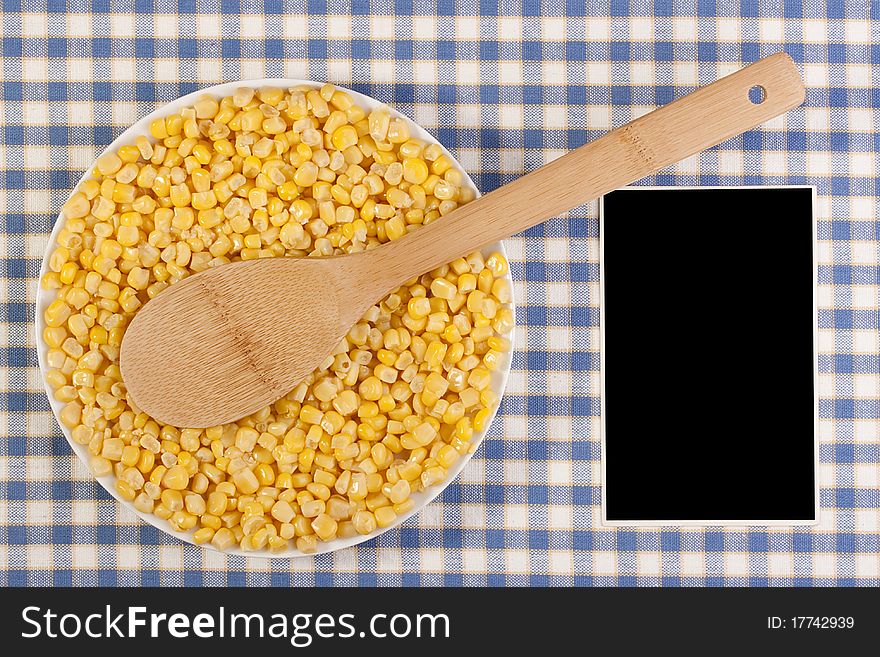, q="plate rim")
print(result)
[35,77,517,558]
